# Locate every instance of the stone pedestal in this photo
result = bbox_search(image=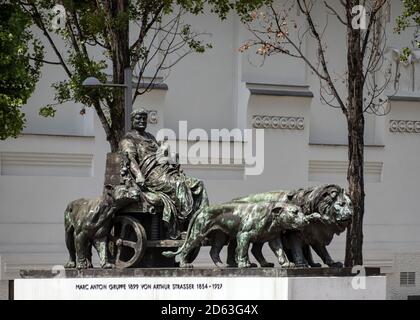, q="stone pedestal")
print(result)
[0,281,9,300]
[13,268,386,300]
